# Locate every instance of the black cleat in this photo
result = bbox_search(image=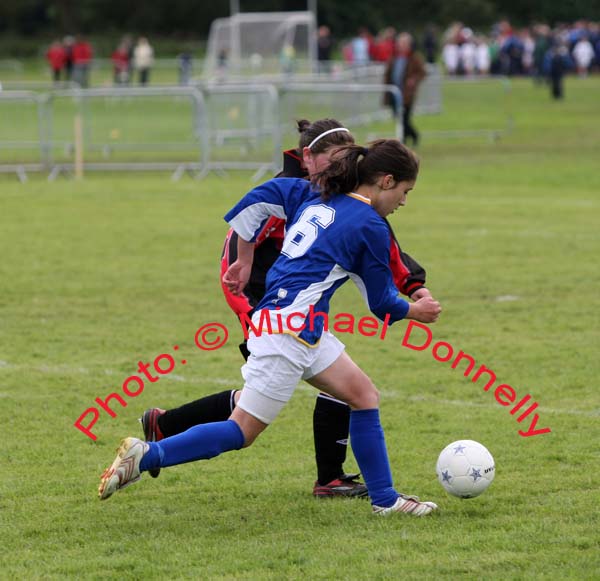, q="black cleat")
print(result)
[313,473,369,498]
